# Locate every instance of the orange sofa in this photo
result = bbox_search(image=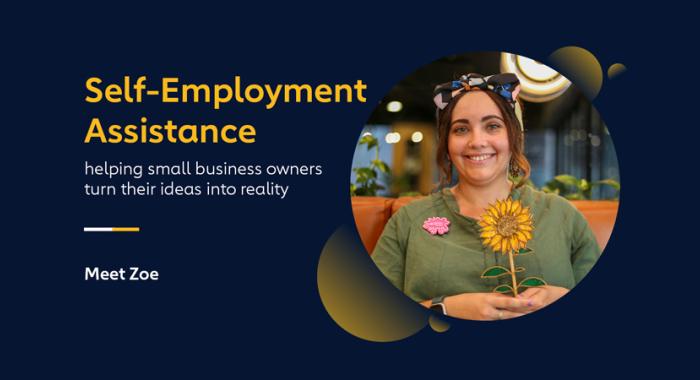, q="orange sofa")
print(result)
[351,196,618,255]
